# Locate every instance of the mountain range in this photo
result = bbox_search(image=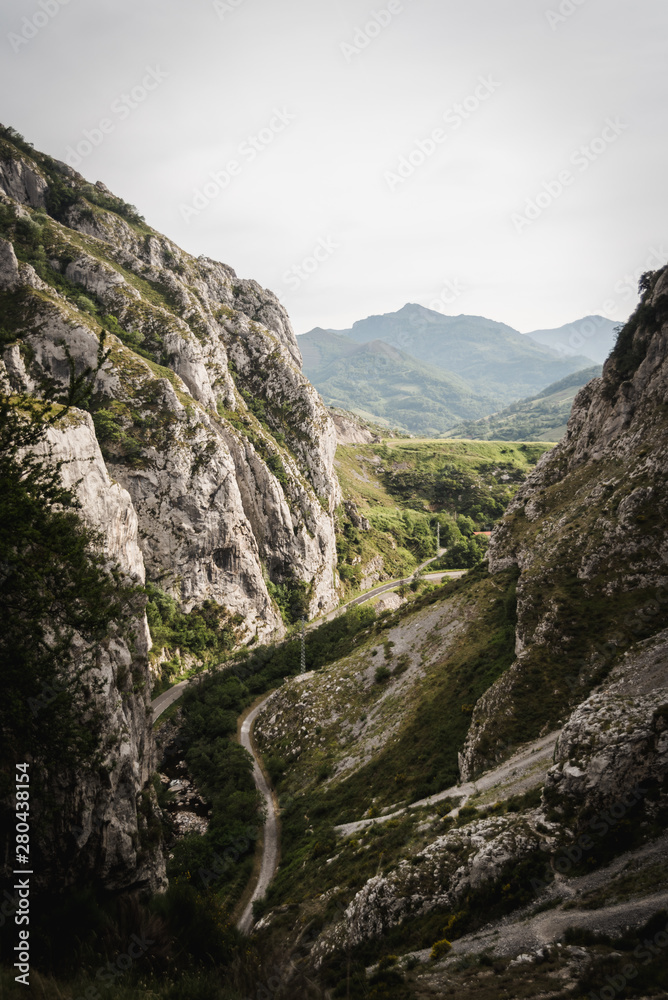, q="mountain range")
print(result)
[299,305,621,436]
[2,123,668,1000]
[447,365,603,441]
